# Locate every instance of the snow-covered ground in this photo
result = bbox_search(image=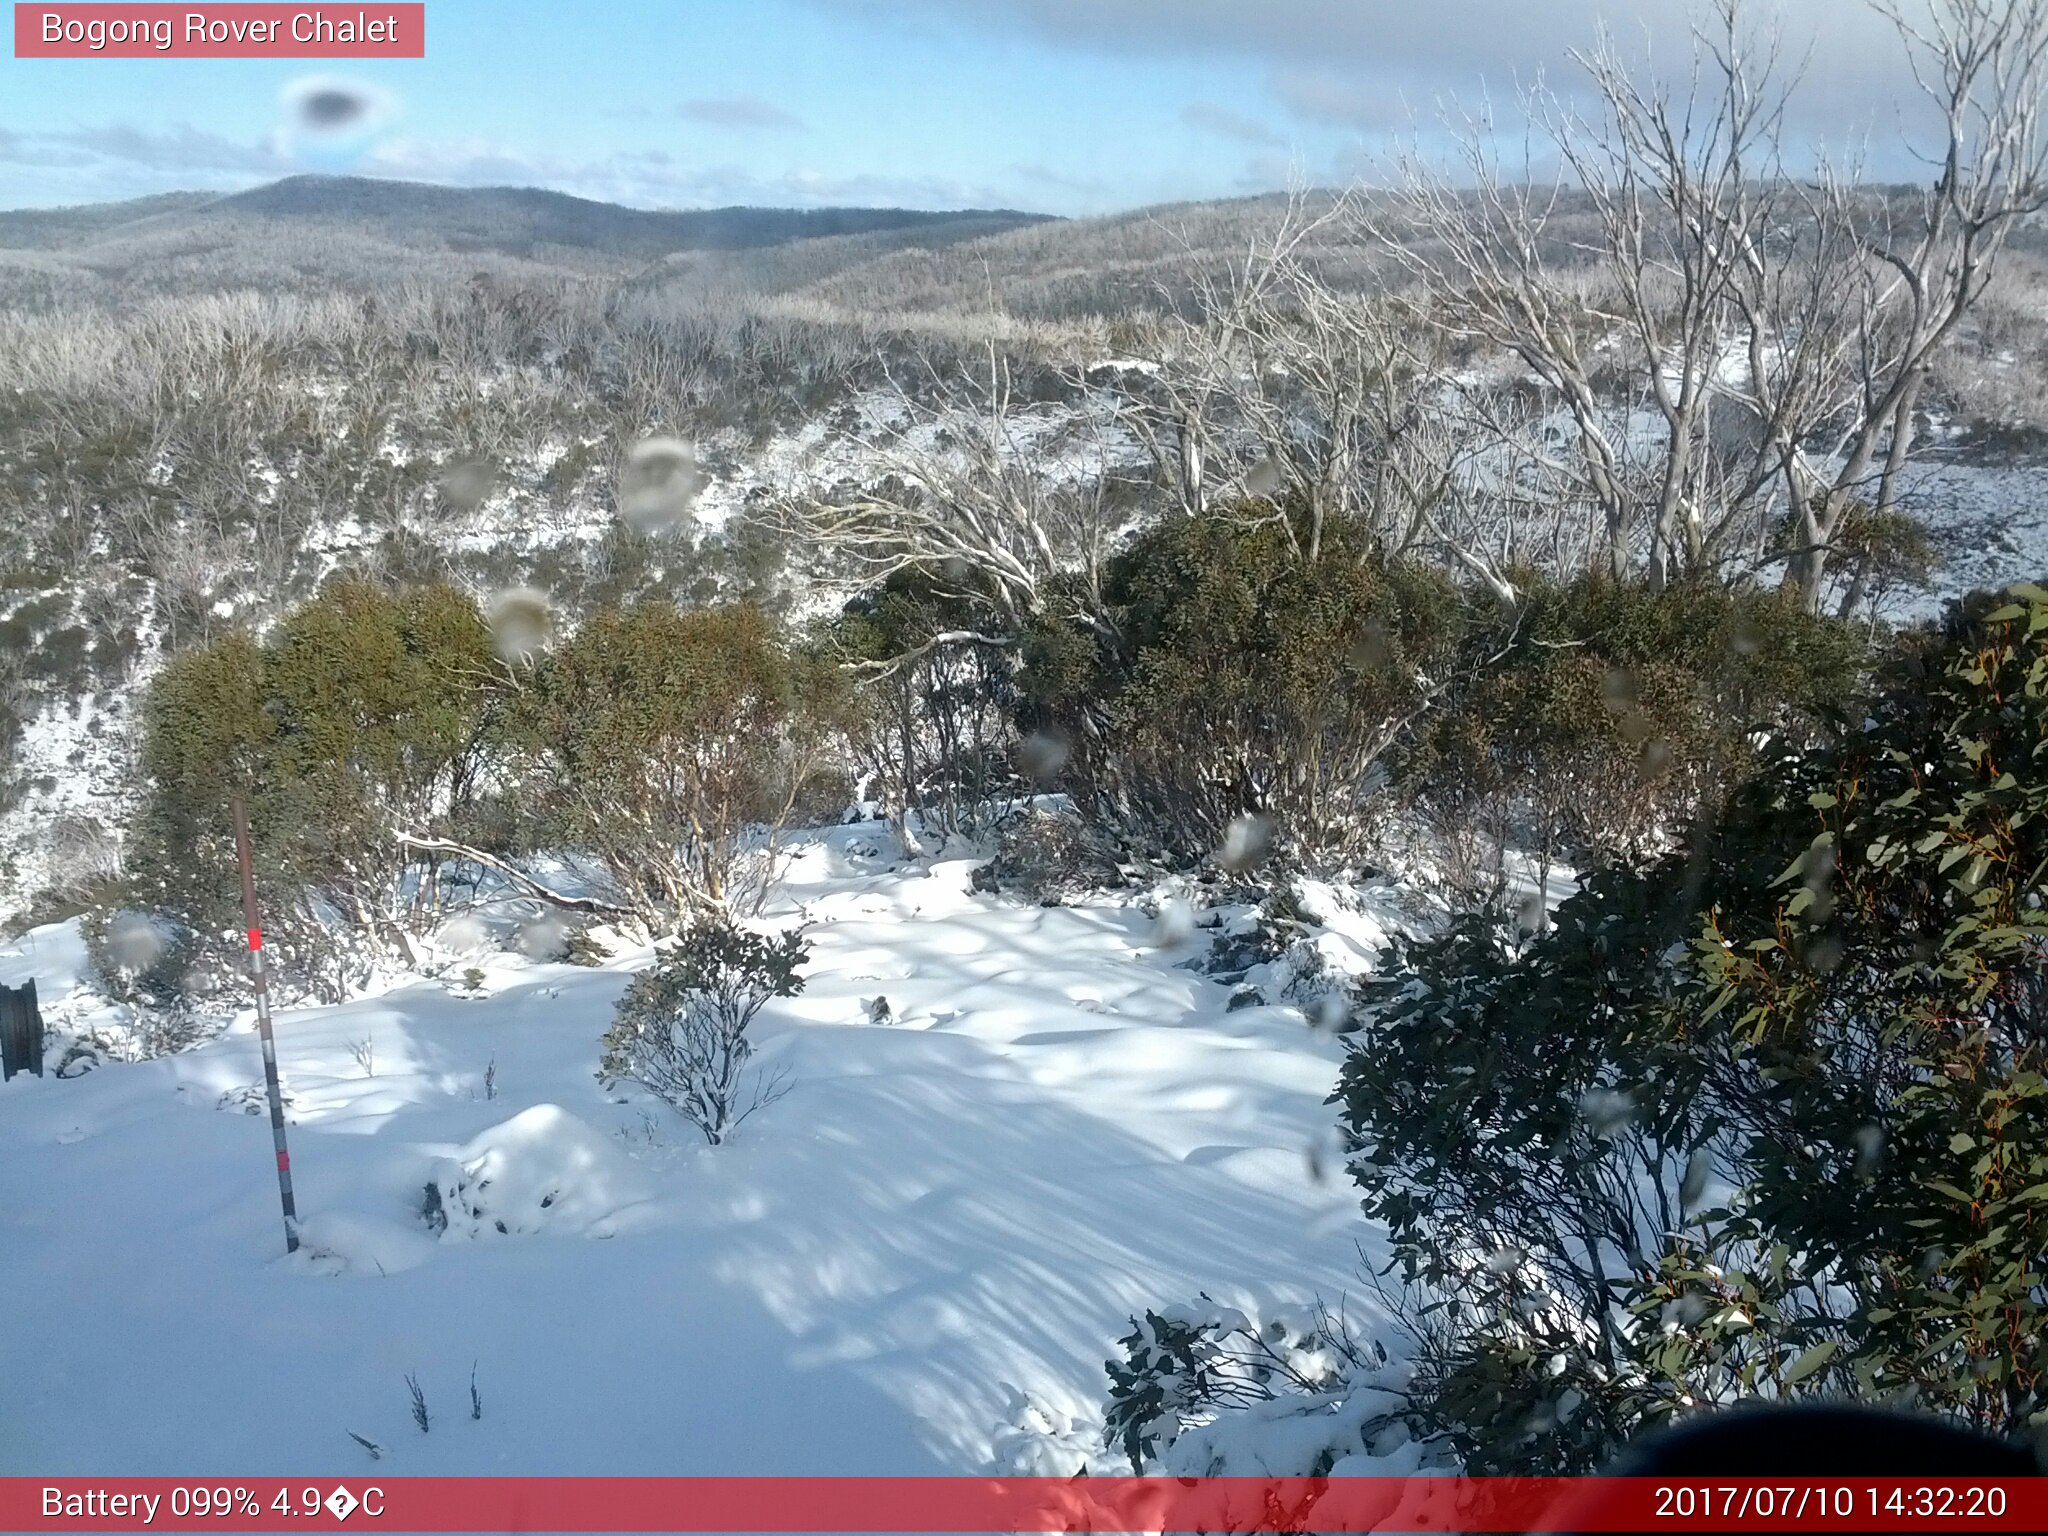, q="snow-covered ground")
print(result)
[0,830,1377,1476]
[1885,458,2048,622]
